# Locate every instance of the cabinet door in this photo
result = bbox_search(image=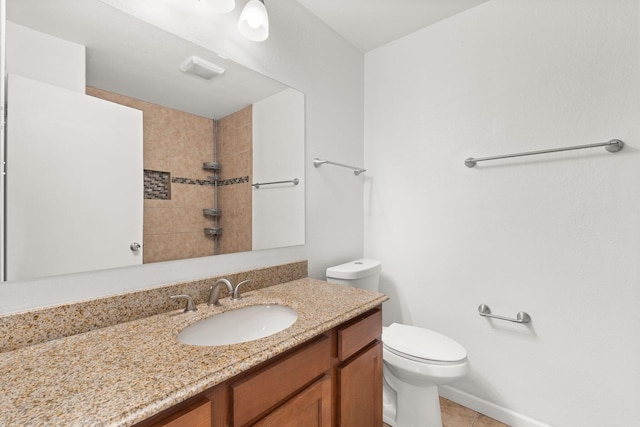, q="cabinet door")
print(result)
[253,376,331,427]
[338,341,383,427]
